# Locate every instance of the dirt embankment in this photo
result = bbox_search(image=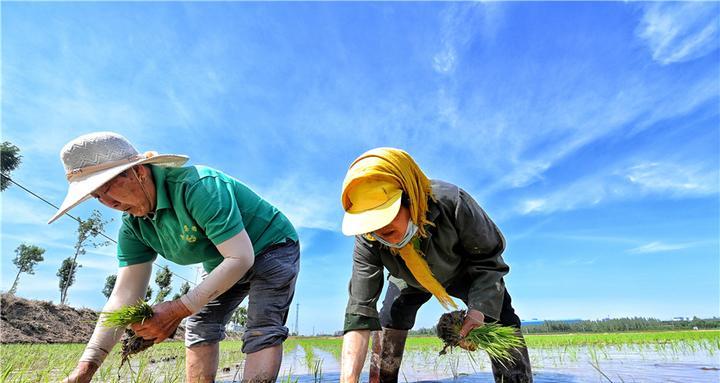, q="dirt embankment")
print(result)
[1,294,187,344]
[0,293,99,343]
